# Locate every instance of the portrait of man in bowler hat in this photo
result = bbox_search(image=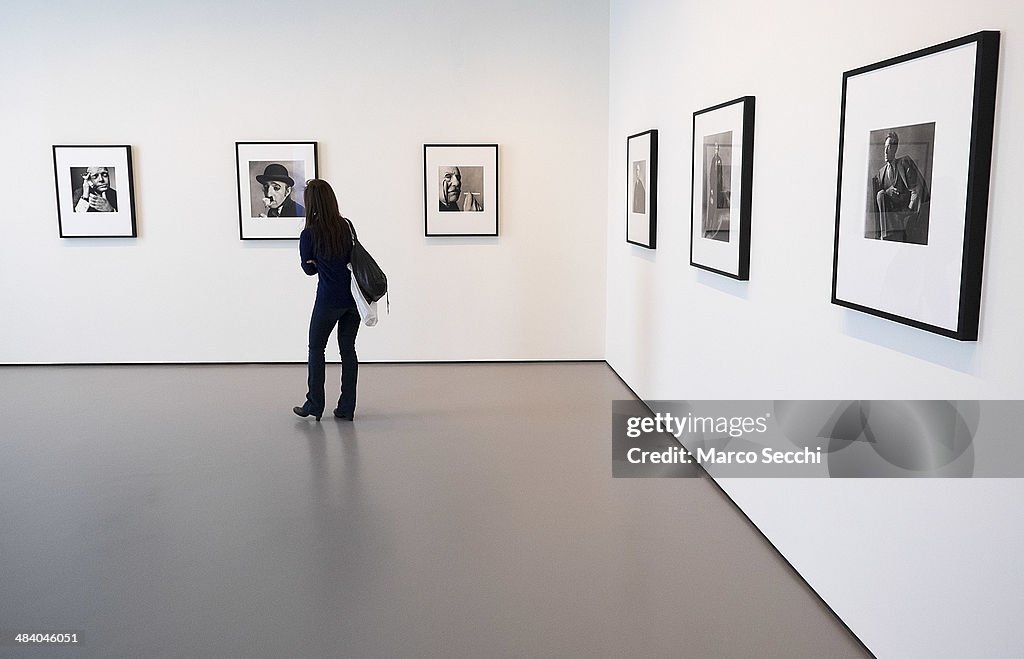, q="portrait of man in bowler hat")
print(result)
[256,163,305,218]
